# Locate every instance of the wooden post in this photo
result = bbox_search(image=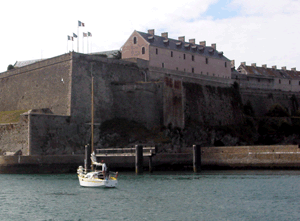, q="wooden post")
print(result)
[193,145,201,172]
[149,155,153,173]
[135,145,143,174]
